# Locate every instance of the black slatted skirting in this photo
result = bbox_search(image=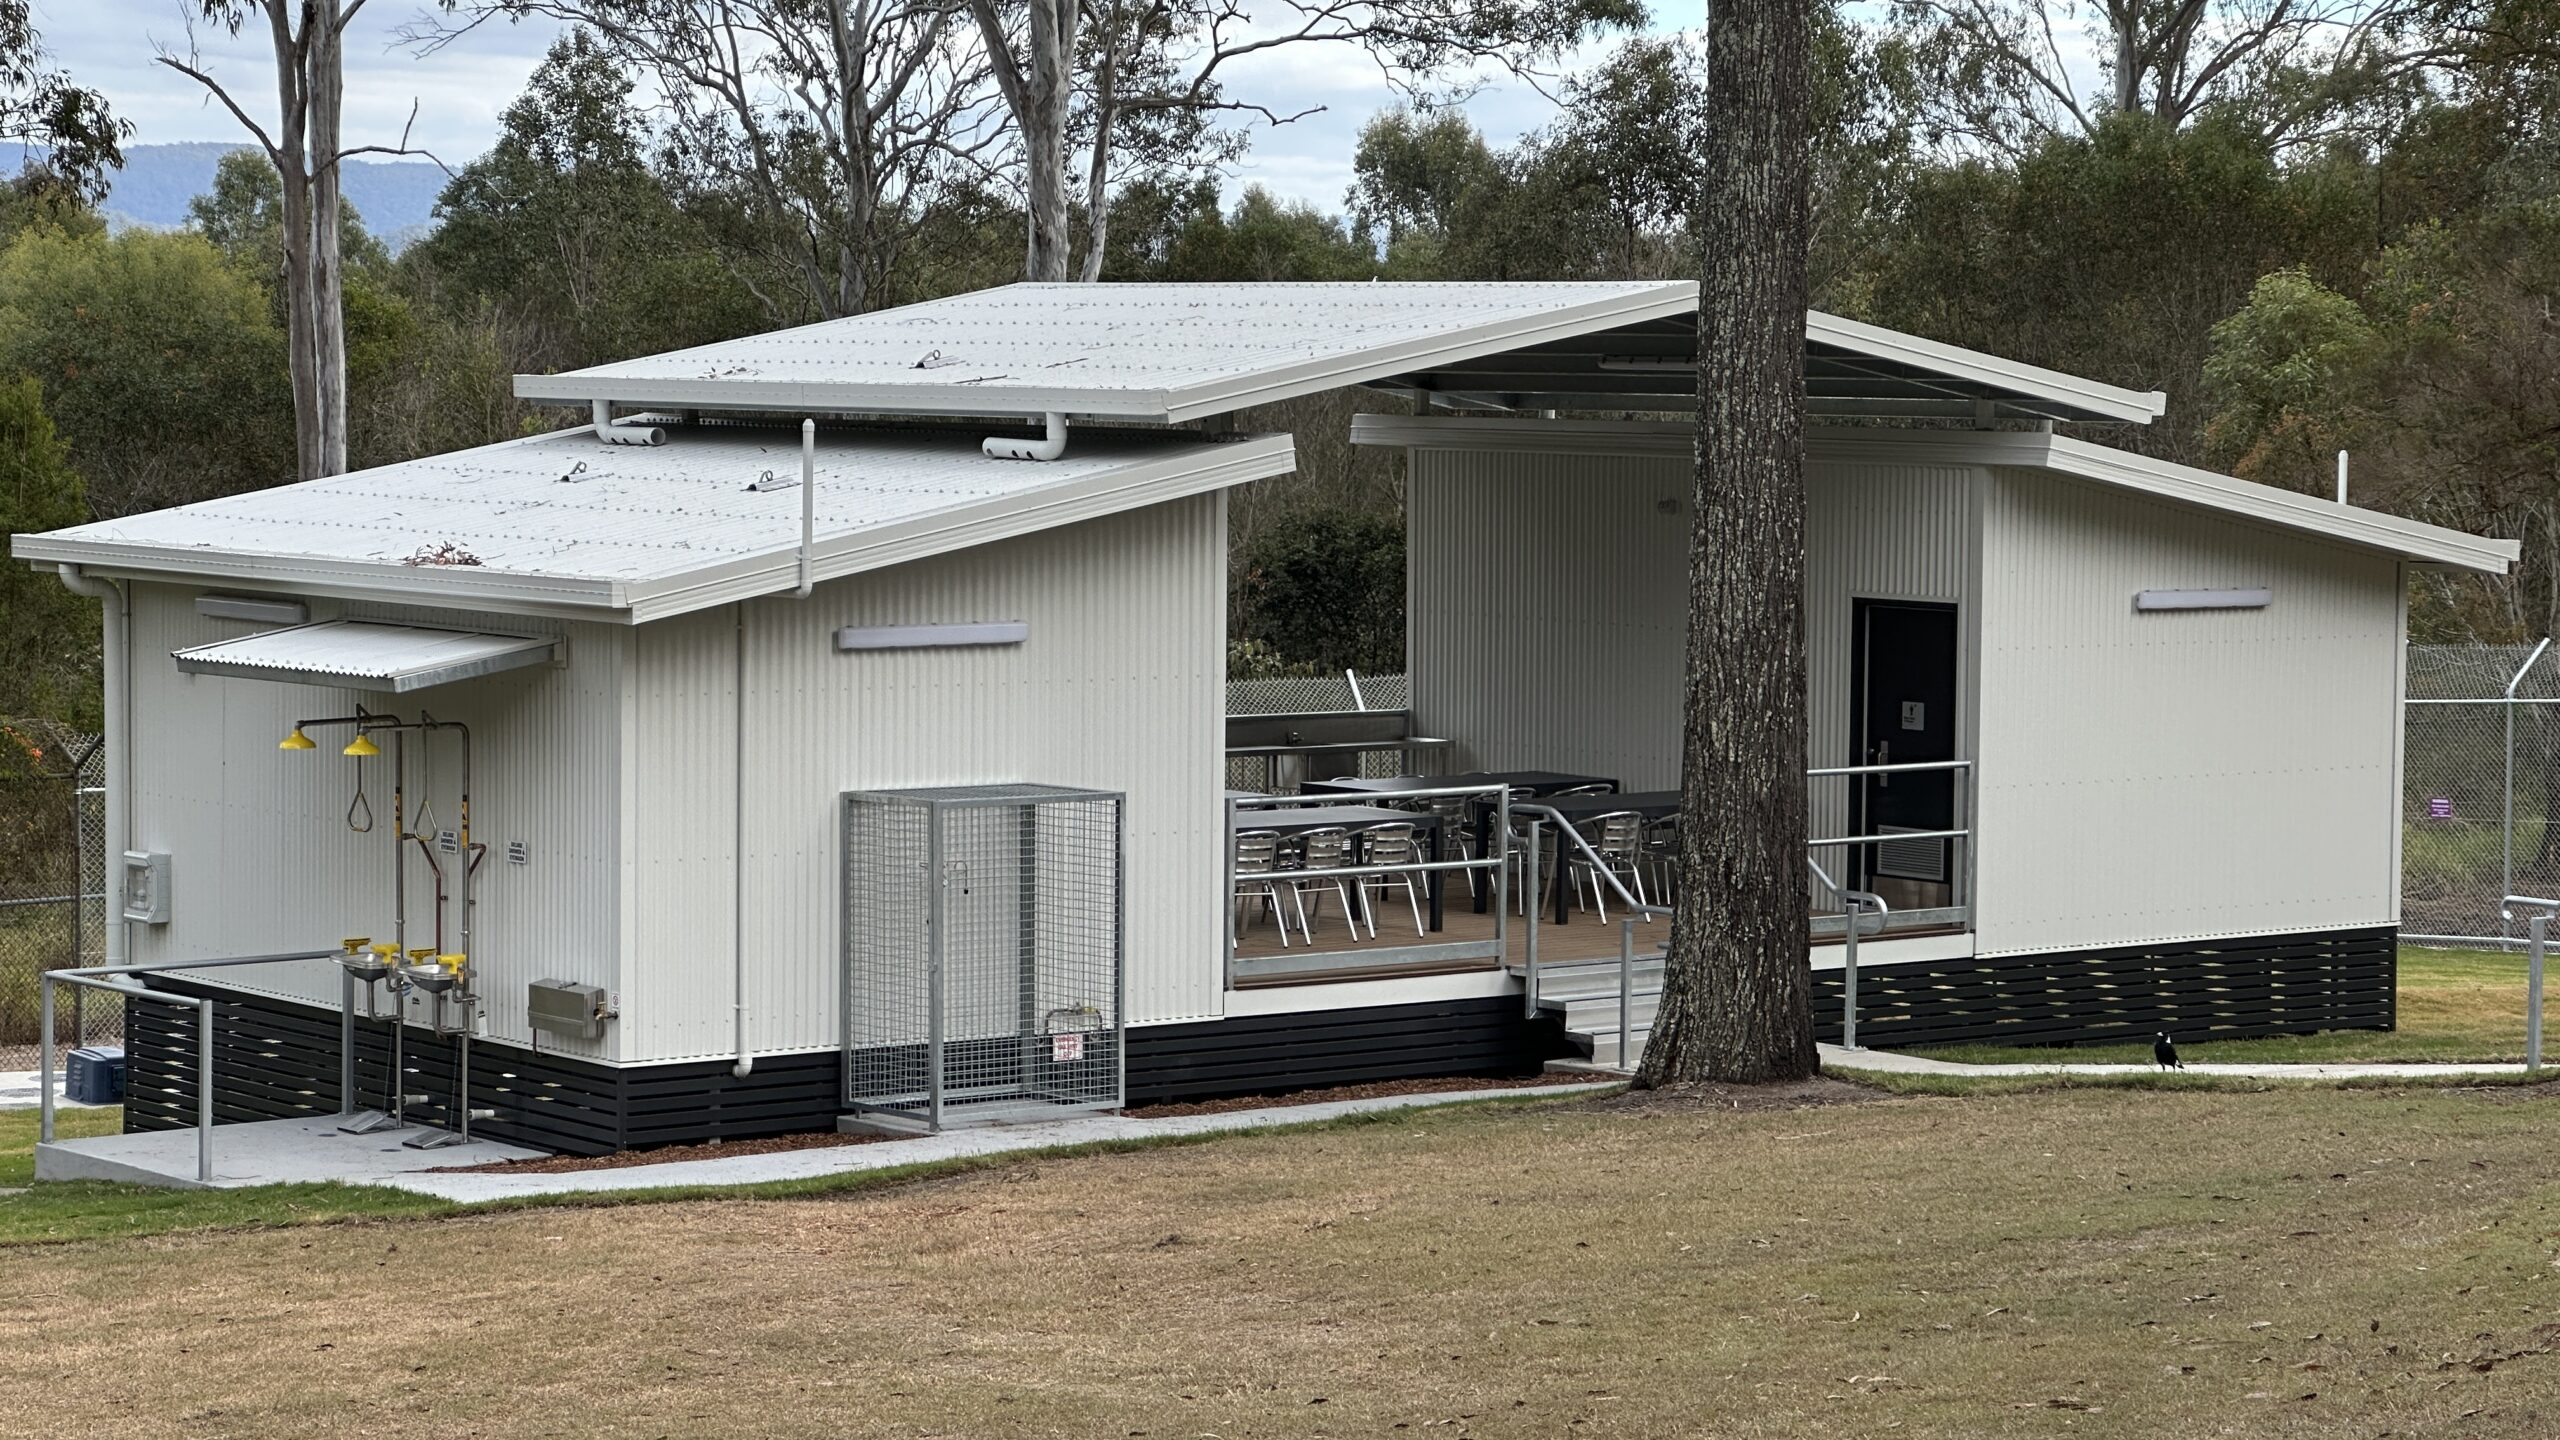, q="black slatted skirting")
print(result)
[1123,996,1568,1103]
[128,979,845,1156]
[124,927,2396,1153]
[1810,926,2396,1049]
